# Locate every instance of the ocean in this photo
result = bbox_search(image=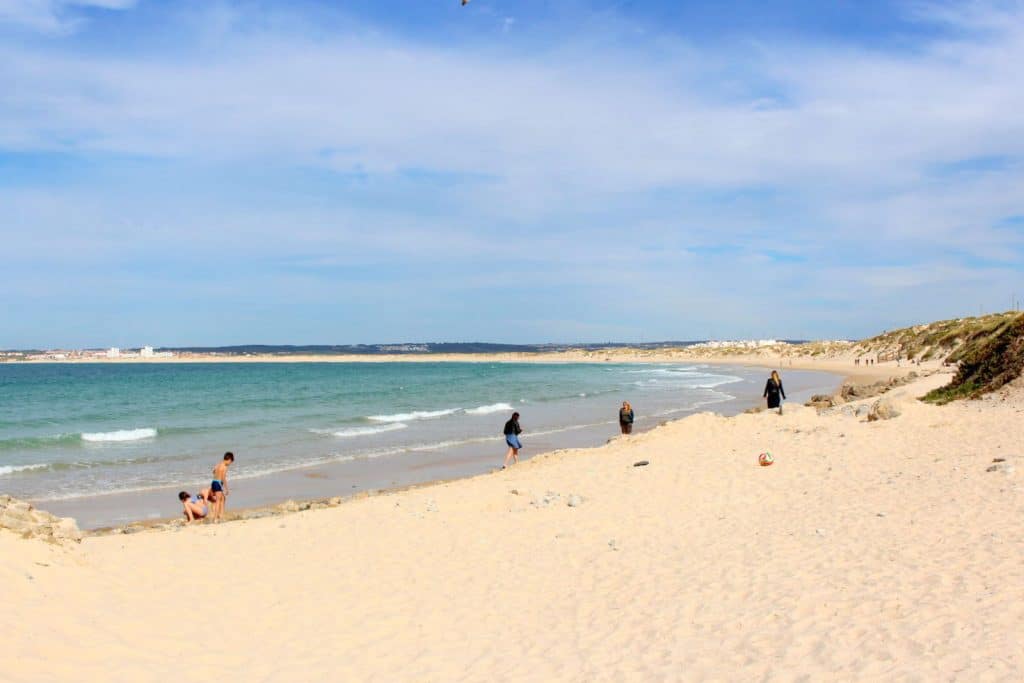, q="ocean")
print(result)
[0,361,839,527]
